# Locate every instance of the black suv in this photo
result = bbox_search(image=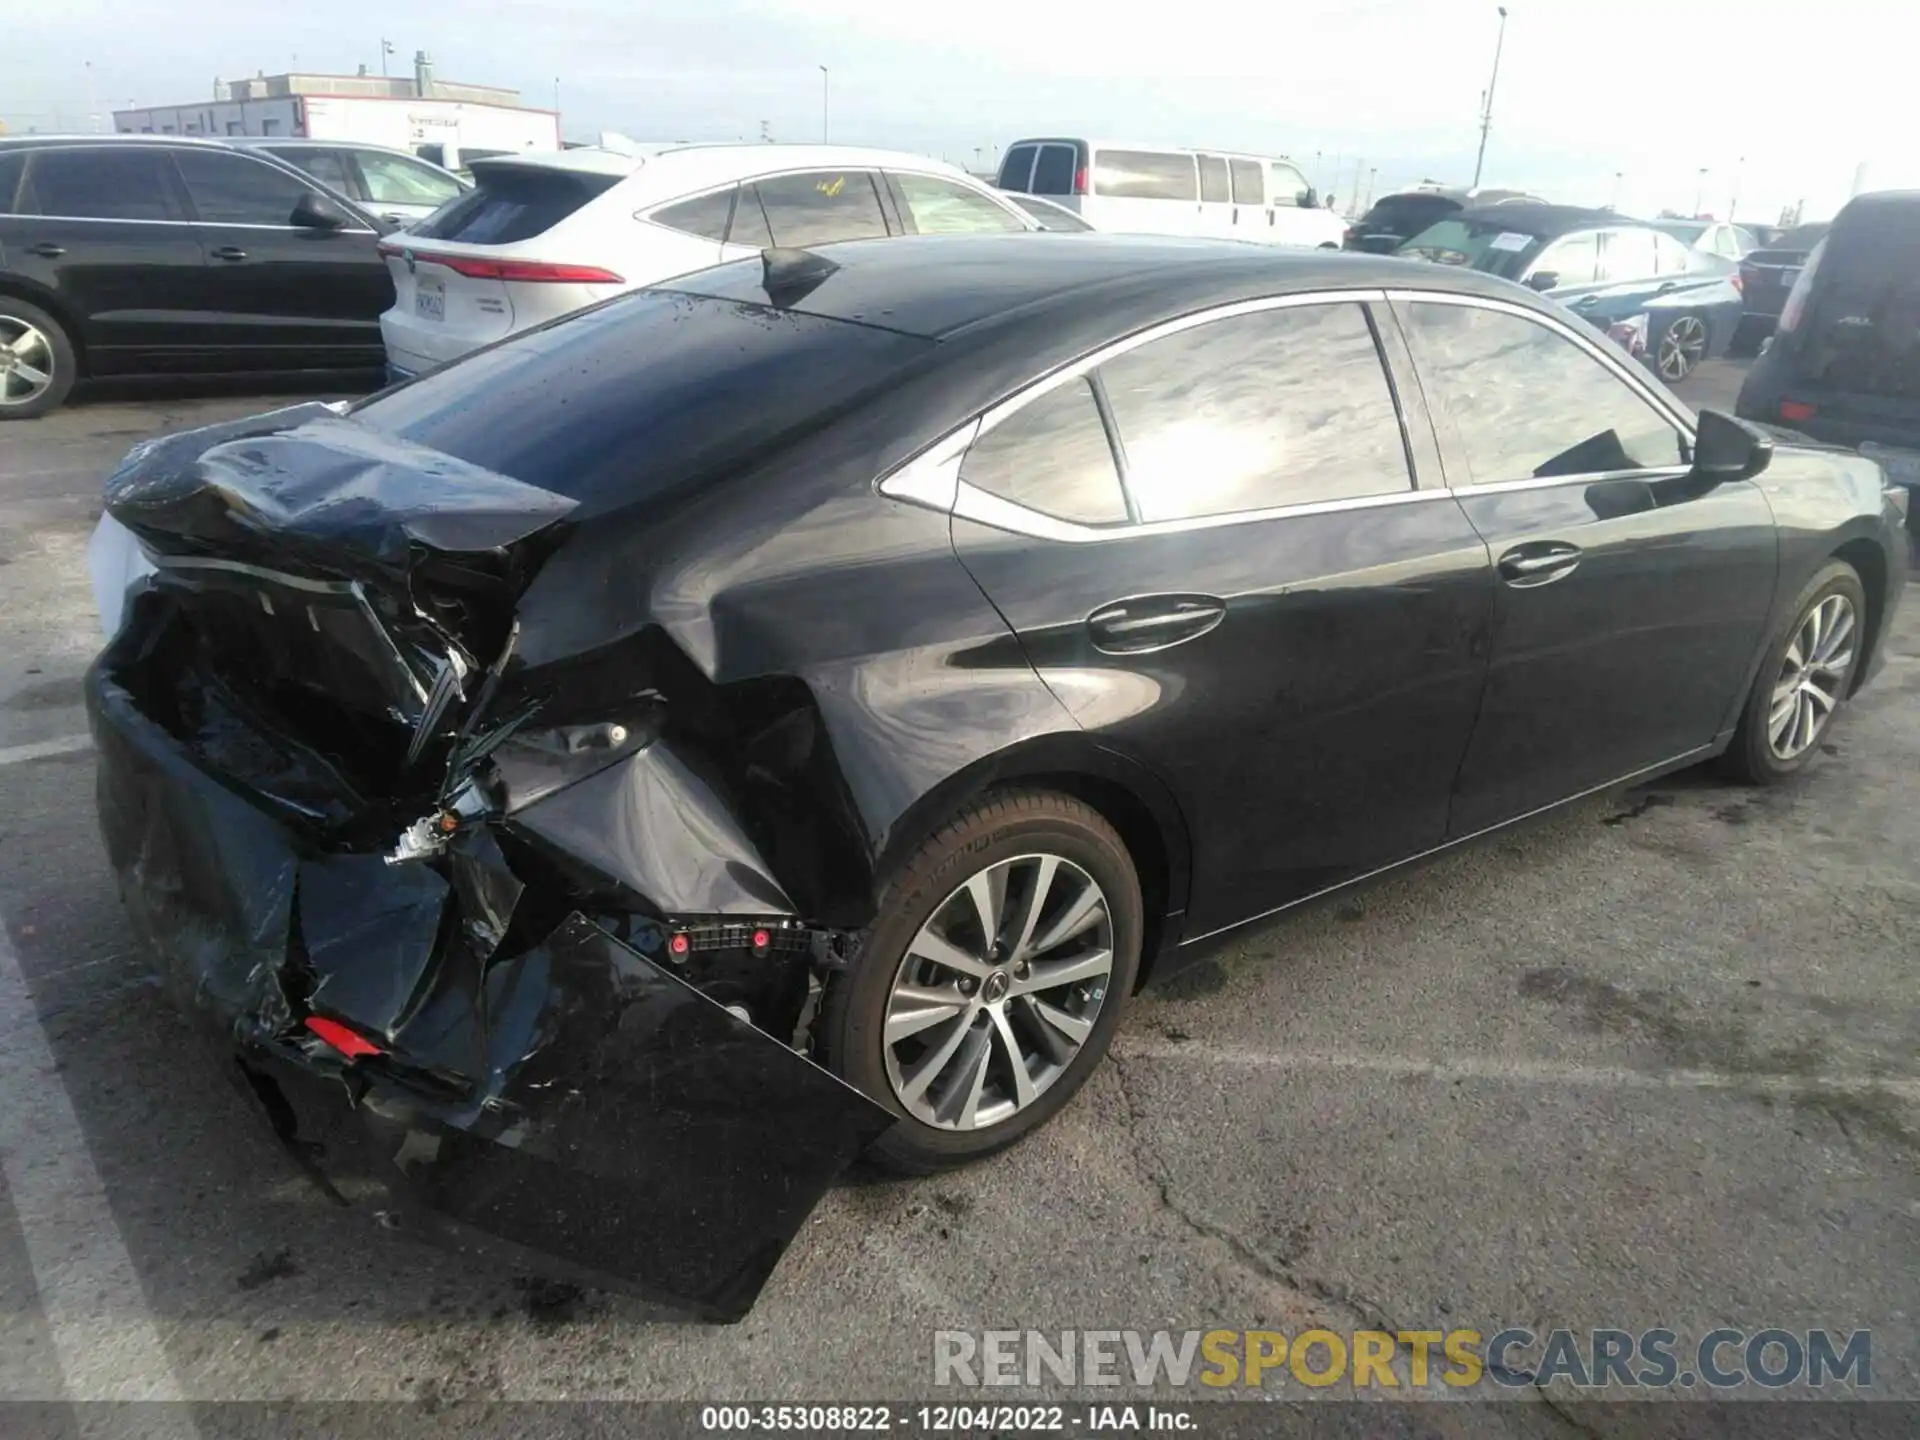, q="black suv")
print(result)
[1736,191,1920,531]
[0,136,394,418]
